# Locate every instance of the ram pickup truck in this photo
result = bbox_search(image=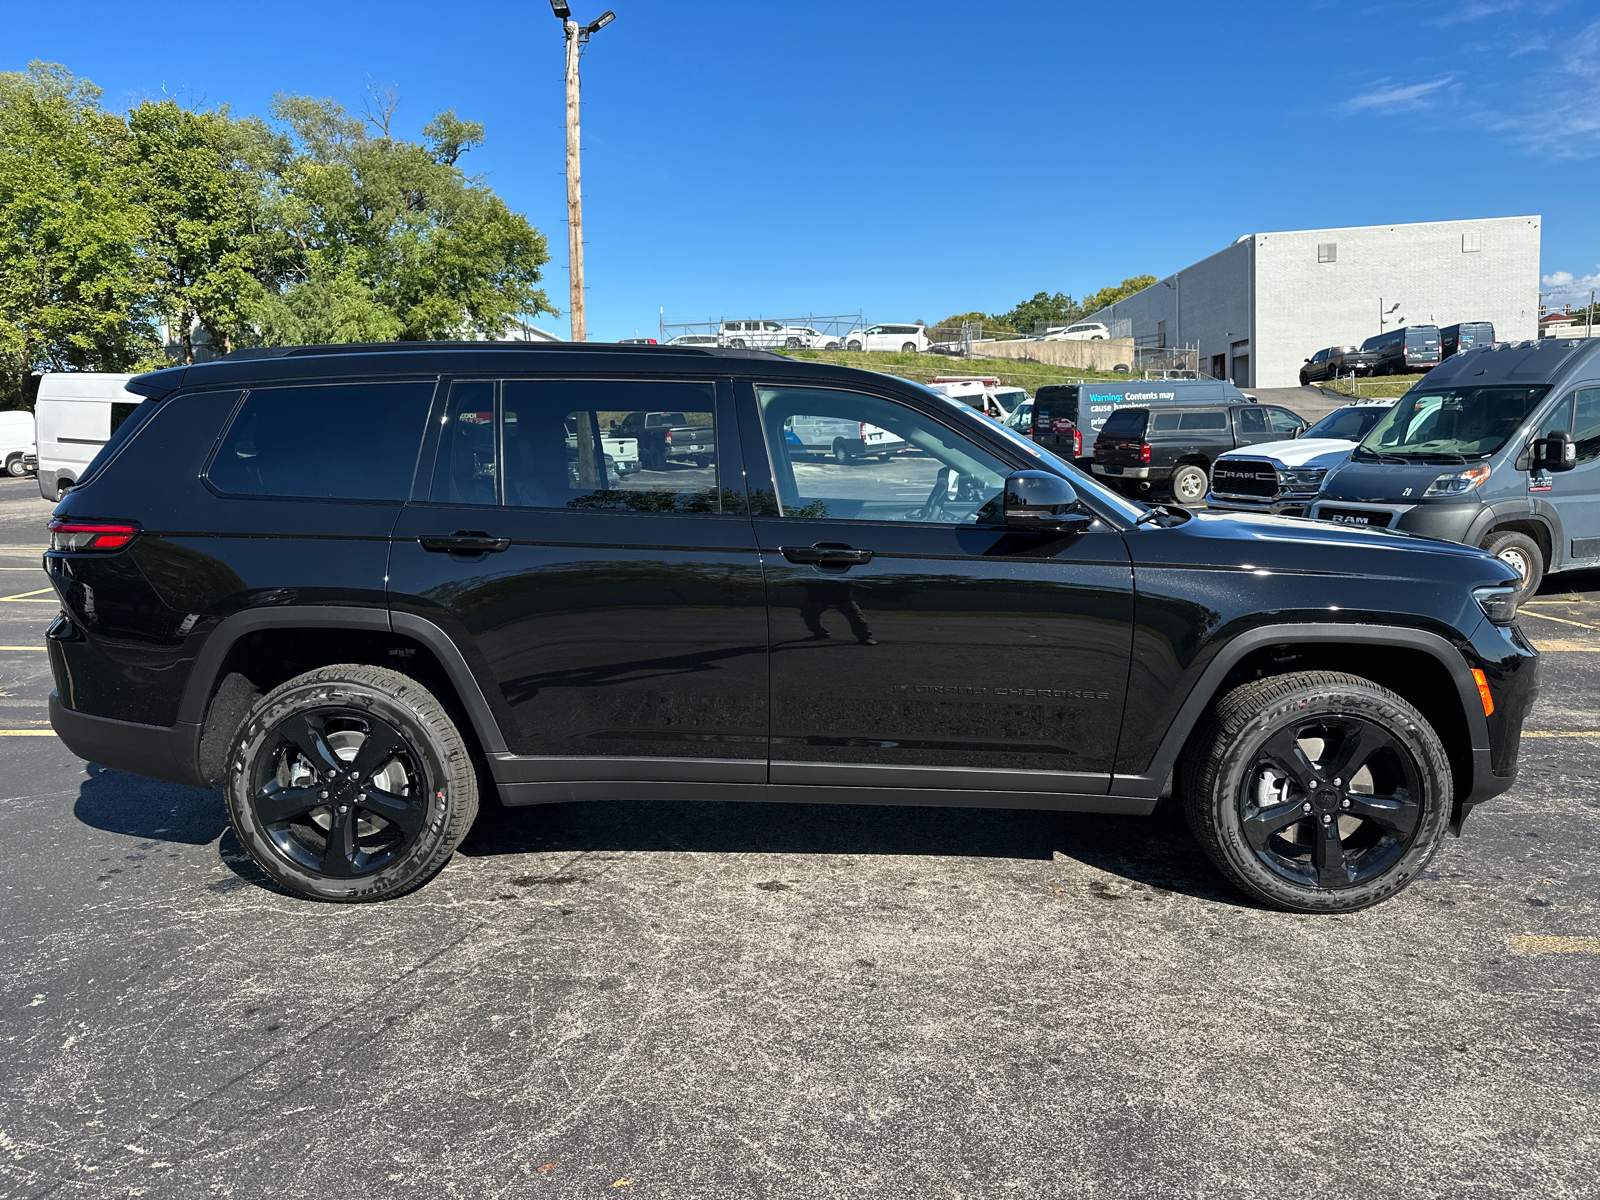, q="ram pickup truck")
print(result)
[565,418,639,474]
[611,410,715,471]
